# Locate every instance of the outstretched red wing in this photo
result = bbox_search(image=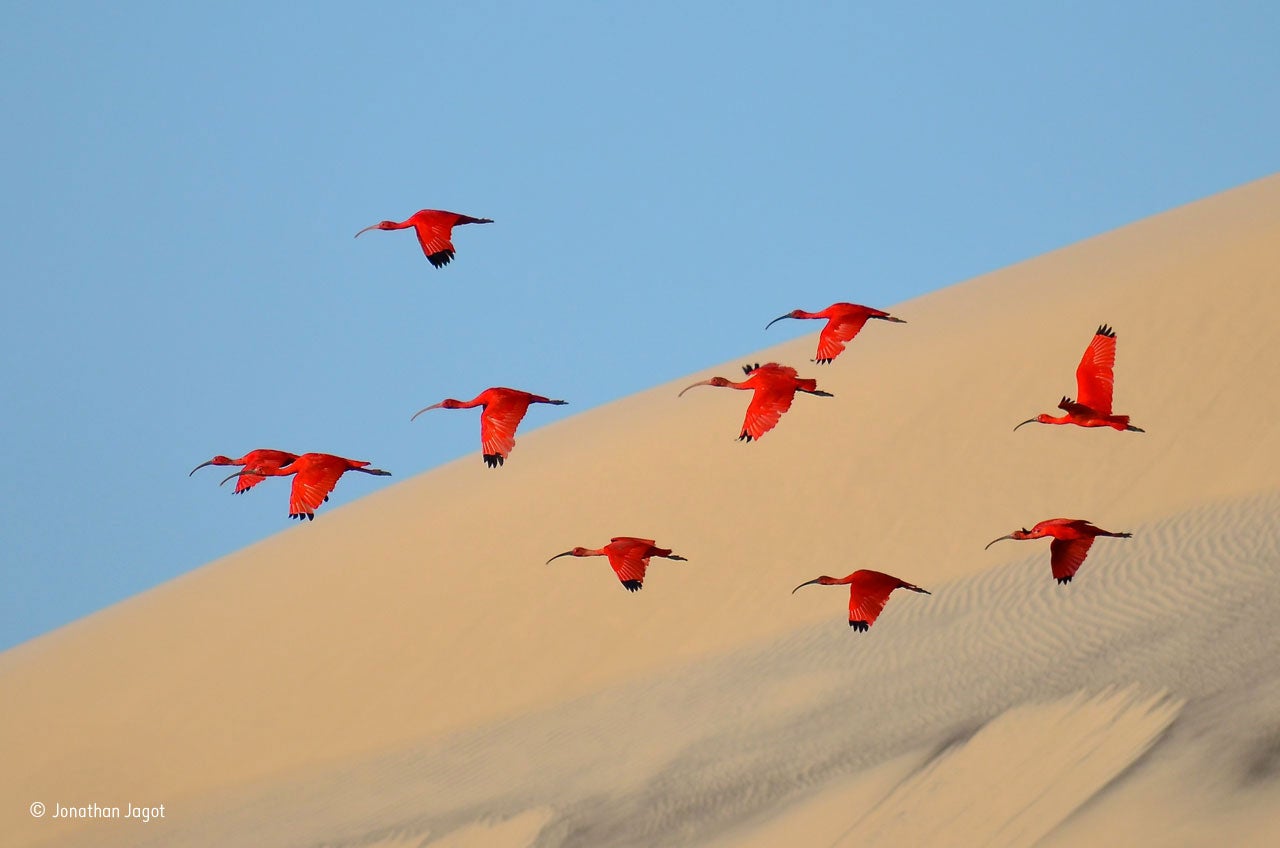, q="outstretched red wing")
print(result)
[815,314,872,363]
[849,589,890,627]
[236,451,298,494]
[1050,537,1095,582]
[289,464,345,517]
[757,362,799,379]
[604,541,652,586]
[741,384,797,440]
[847,570,907,627]
[480,398,532,460]
[234,472,268,494]
[849,589,891,628]
[1075,329,1117,415]
[413,221,456,262]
